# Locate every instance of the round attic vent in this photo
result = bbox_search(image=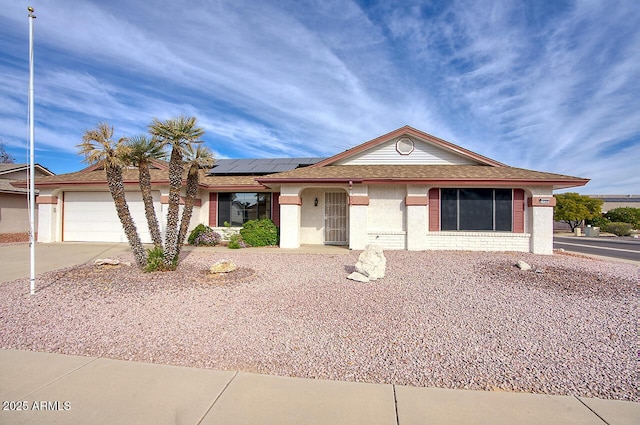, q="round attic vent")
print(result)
[396,137,415,155]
